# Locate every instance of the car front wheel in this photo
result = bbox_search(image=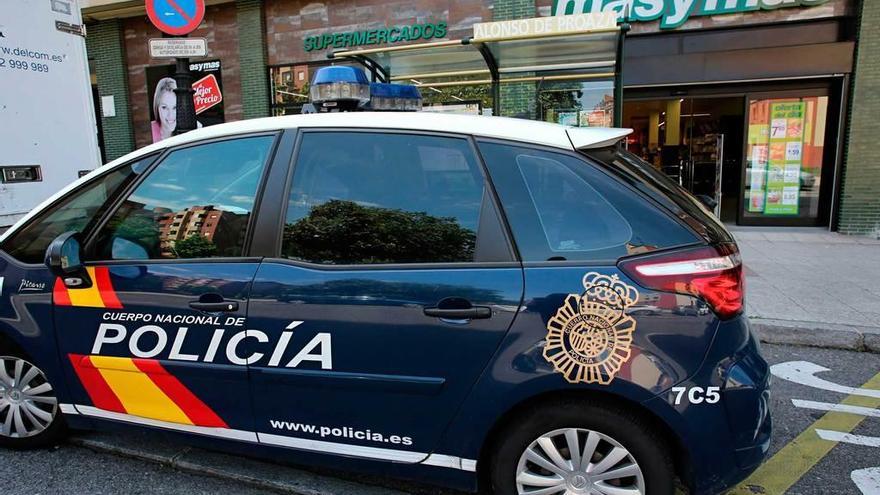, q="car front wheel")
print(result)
[0,354,65,449]
[490,400,674,495]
